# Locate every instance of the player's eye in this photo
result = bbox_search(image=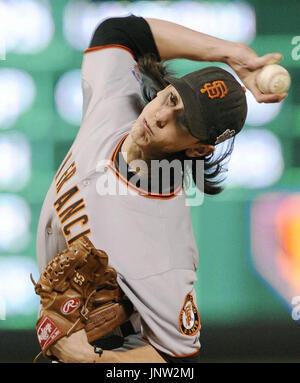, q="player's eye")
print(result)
[169,92,178,106]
